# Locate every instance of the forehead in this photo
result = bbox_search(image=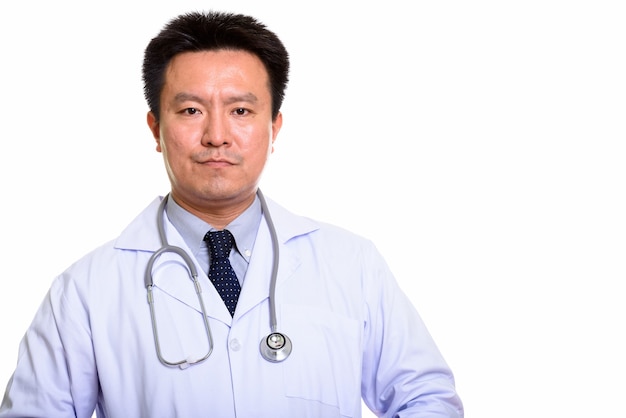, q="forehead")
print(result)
[164,50,270,91]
